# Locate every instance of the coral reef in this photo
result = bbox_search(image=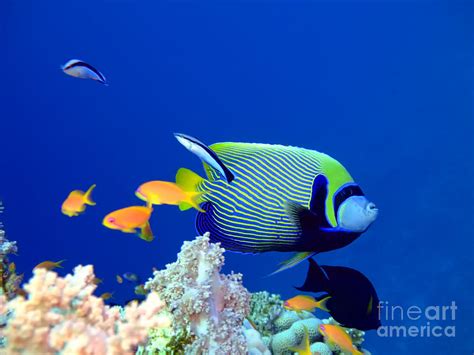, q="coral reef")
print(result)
[244,327,271,355]
[0,218,372,355]
[310,342,332,355]
[248,291,371,355]
[0,265,170,354]
[144,232,251,354]
[248,291,284,336]
[0,204,23,300]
